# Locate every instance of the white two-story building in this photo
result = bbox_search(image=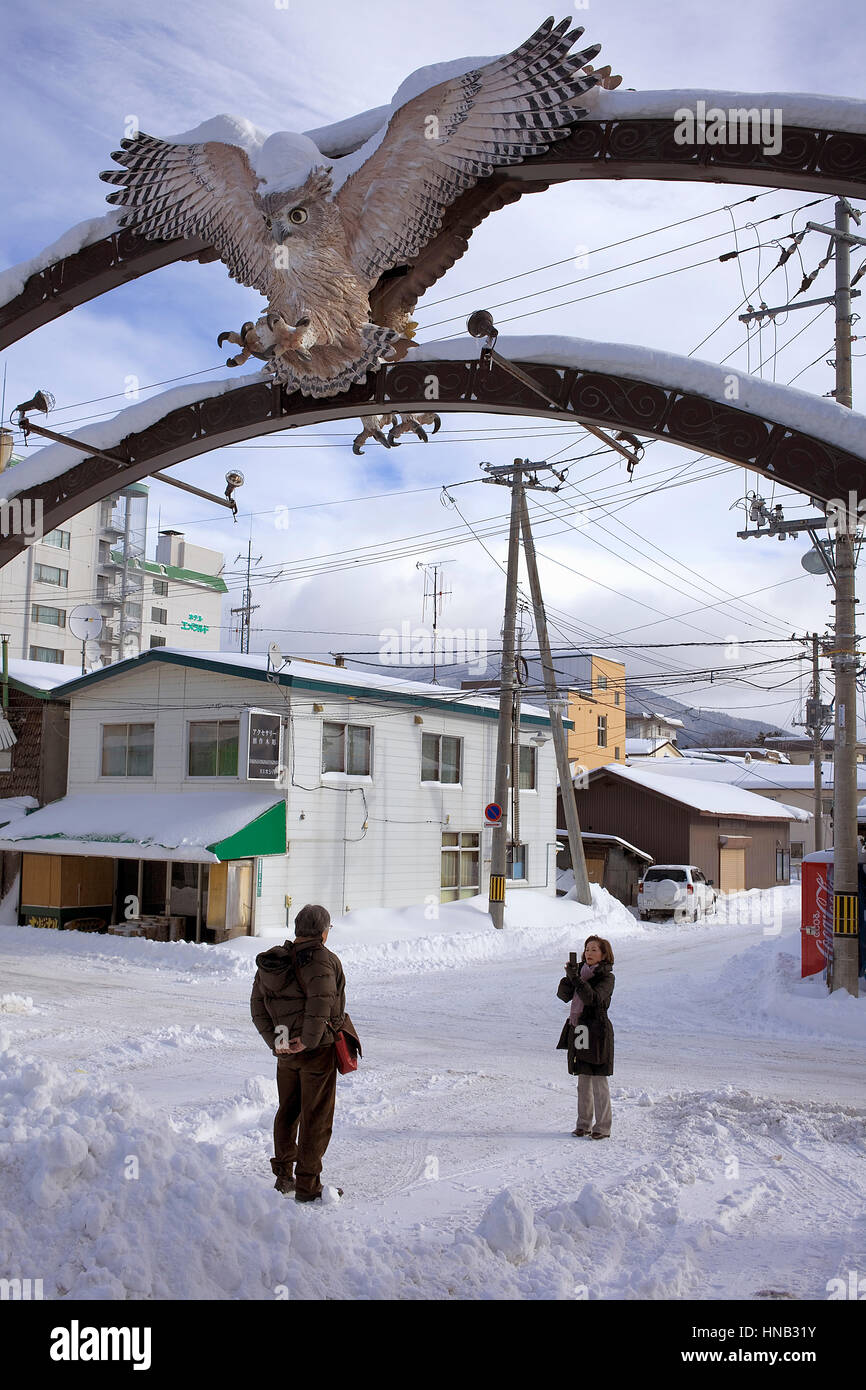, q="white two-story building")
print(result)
[0,648,559,939]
